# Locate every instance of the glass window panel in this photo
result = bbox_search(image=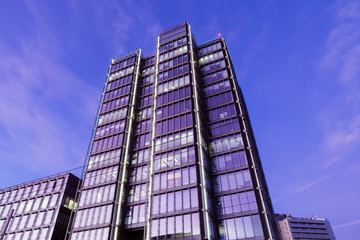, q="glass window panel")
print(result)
[175,215,182,238]
[183,214,191,236]
[151,219,159,237]
[243,216,255,238]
